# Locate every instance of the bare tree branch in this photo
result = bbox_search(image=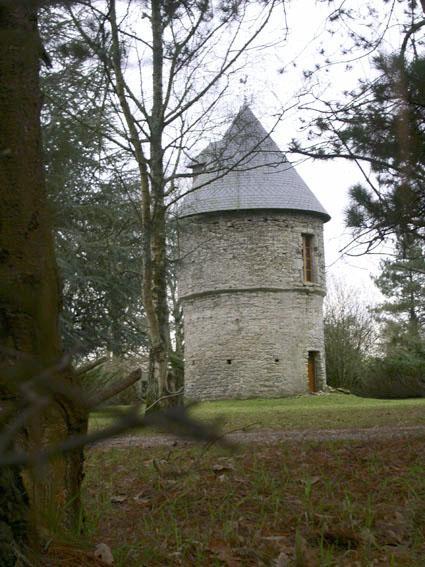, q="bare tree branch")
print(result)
[76,356,108,376]
[87,367,143,408]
